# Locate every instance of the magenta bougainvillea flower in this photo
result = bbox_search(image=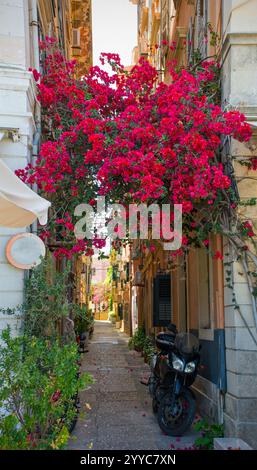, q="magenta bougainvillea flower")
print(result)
[17,38,252,258]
